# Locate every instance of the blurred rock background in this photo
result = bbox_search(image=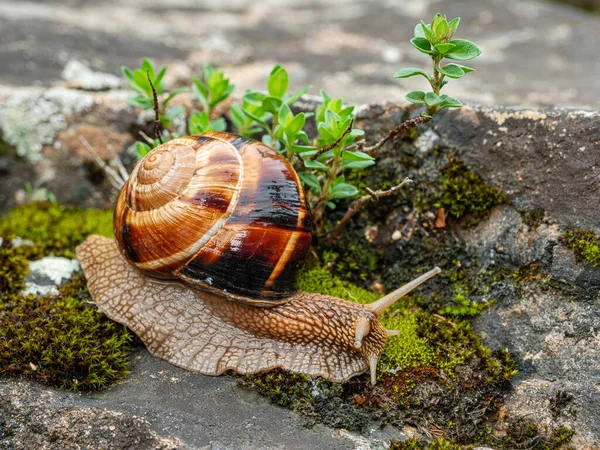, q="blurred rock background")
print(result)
[0,0,599,108]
